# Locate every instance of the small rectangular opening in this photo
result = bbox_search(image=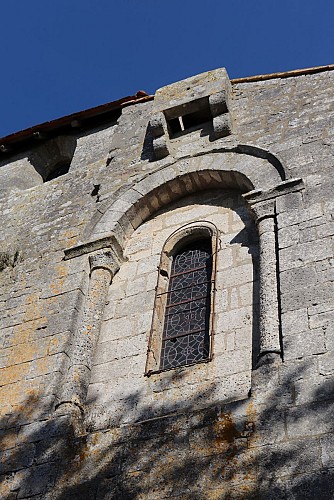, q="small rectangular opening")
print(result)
[168,117,183,134]
[182,107,212,130]
[165,97,212,138]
